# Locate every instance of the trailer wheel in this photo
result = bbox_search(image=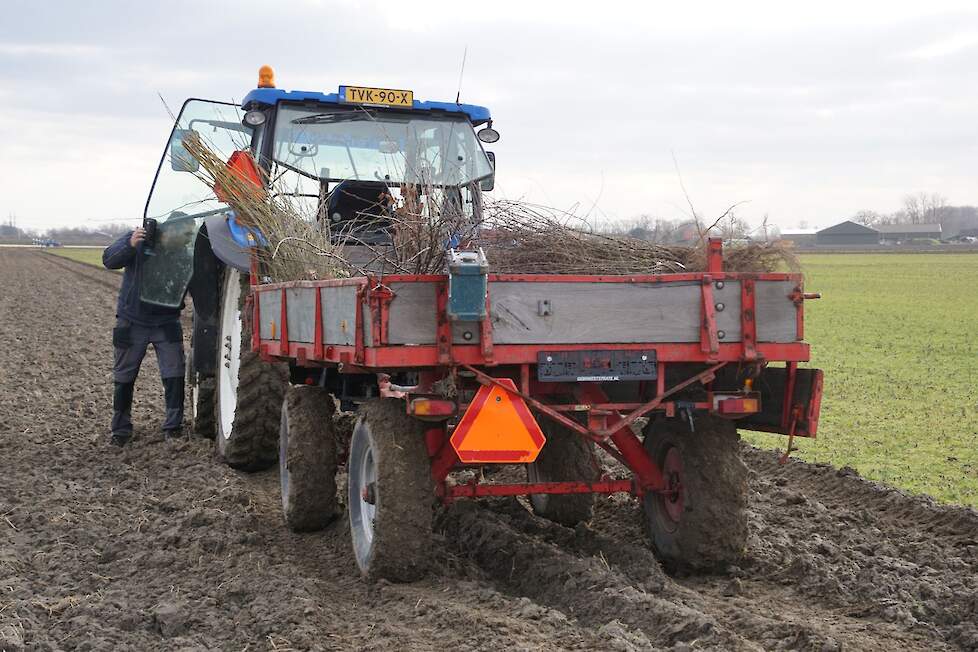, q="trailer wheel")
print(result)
[215,268,287,471]
[280,385,338,532]
[641,415,748,570]
[348,399,432,582]
[526,421,599,526]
